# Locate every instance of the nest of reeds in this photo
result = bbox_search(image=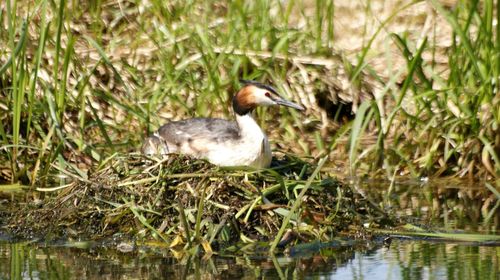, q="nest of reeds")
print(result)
[5,154,391,250]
